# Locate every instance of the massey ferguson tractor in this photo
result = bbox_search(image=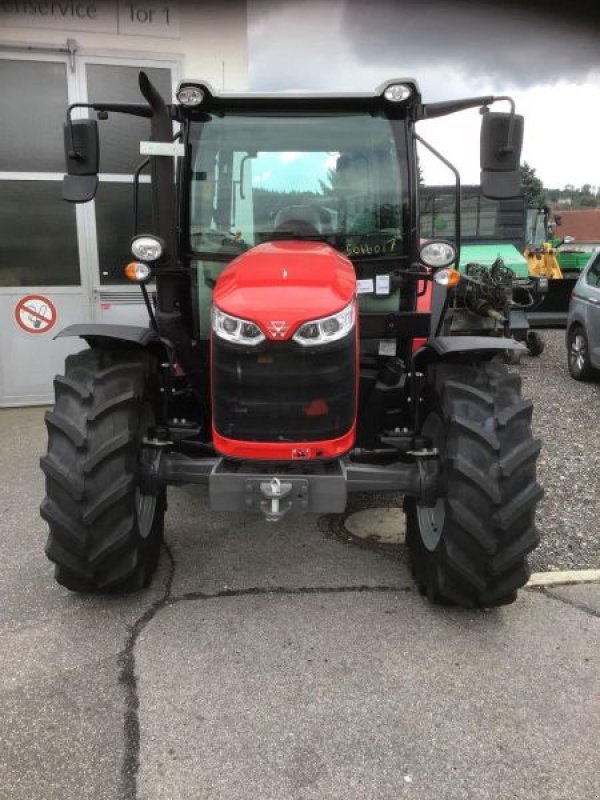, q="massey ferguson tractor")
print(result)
[40,74,543,607]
